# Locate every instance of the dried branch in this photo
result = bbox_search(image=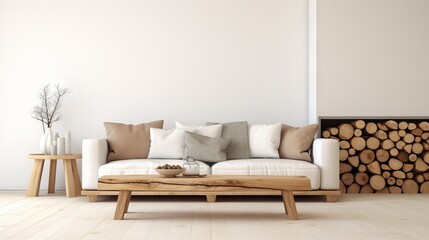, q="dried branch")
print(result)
[31,84,71,133]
